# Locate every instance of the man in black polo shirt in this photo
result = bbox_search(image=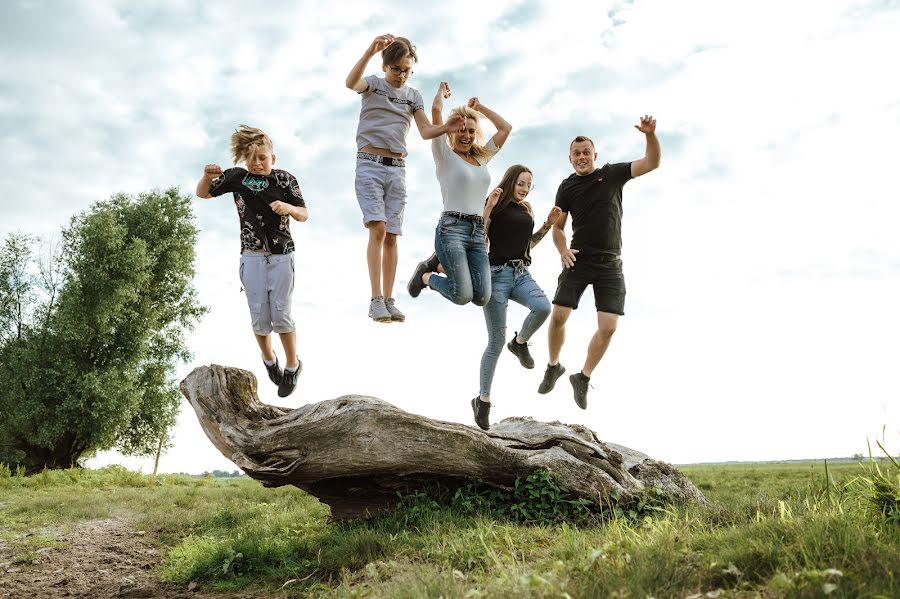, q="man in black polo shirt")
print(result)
[538,115,661,409]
